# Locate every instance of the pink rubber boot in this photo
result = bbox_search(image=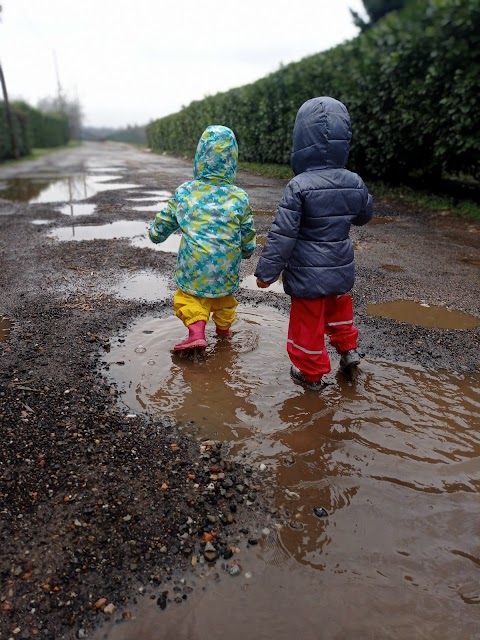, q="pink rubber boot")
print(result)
[215,325,232,338]
[174,321,207,351]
